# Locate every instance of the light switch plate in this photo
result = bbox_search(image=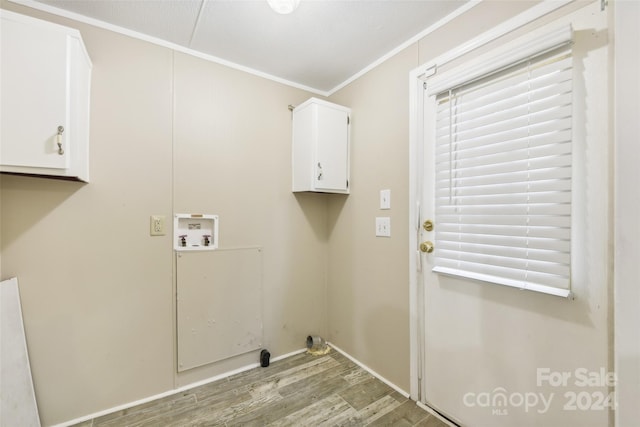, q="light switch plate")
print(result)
[380,189,391,209]
[376,217,391,237]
